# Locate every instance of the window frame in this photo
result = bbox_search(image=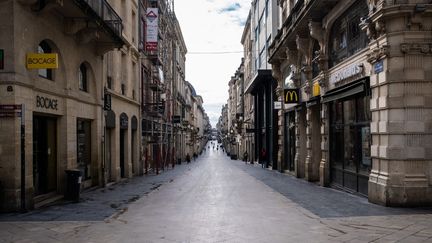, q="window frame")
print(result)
[79,63,88,92]
[38,41,53,80]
